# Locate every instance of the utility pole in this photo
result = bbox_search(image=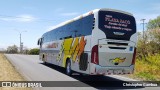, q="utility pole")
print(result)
[141,19,146,40]
[20,33,24,53]
[140,19,147,61]
[15,30,27,53]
